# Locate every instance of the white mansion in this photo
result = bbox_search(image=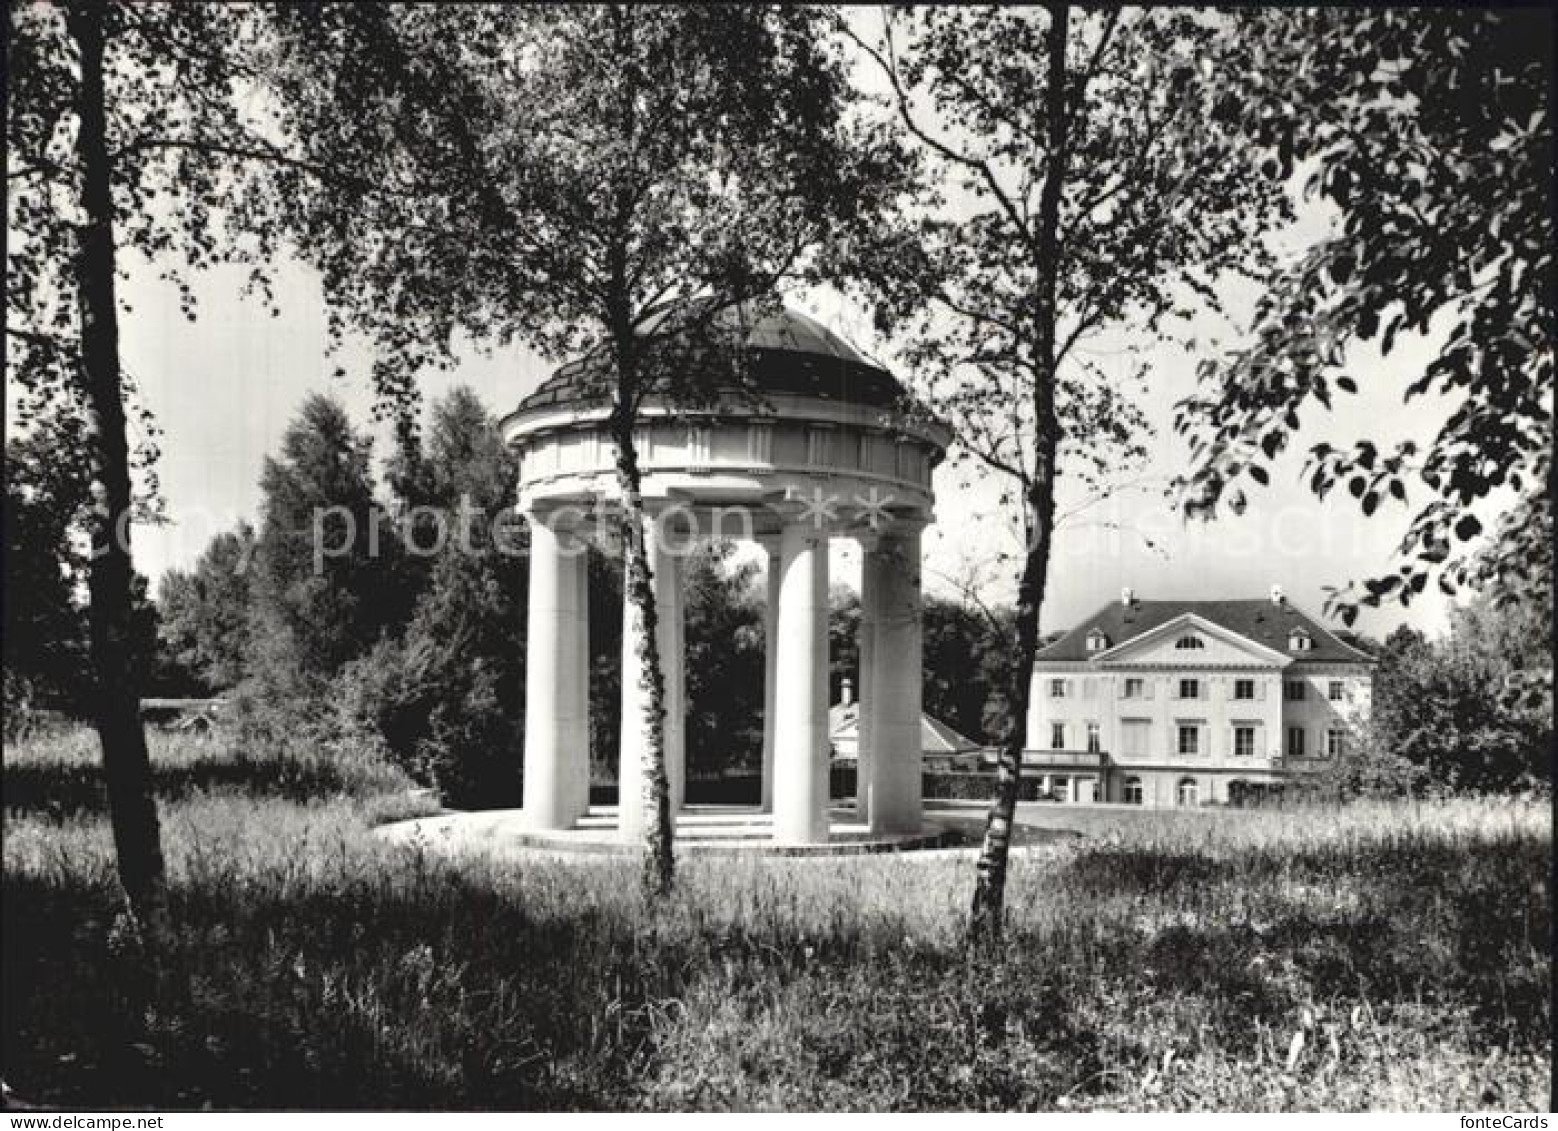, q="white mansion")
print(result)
[1025,587,1375,807]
